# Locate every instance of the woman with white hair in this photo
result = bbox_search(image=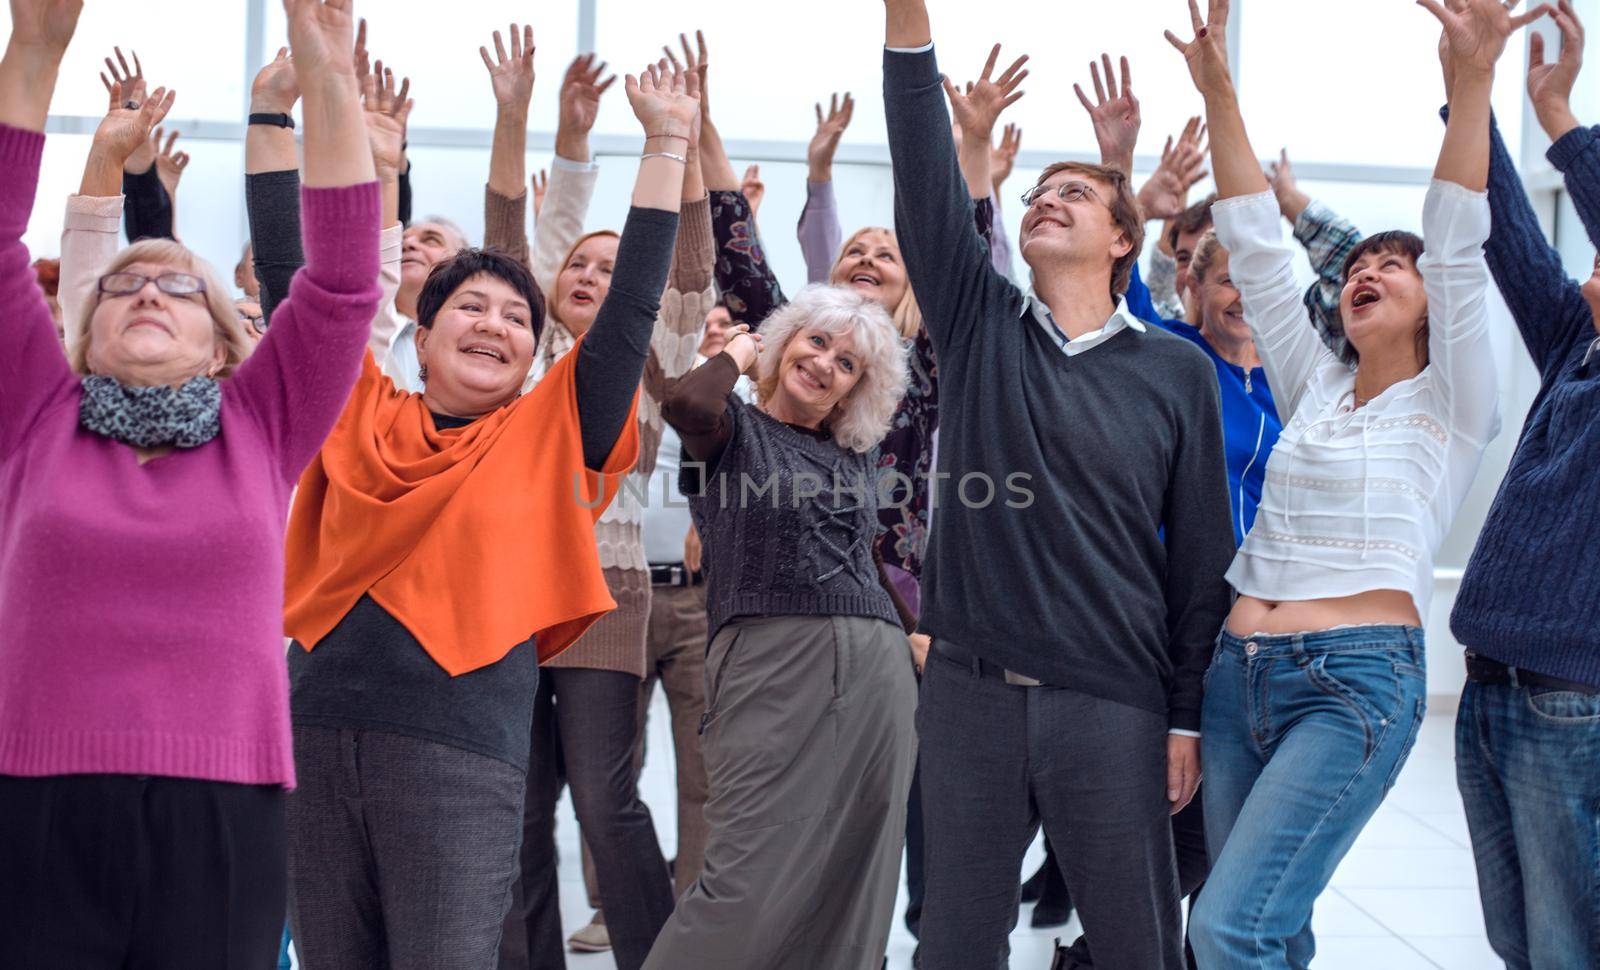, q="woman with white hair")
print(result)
[643,284,917,970]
